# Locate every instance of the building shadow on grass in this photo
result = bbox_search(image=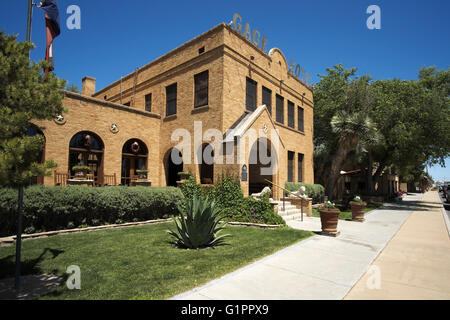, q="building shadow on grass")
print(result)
[0,248,65,280]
